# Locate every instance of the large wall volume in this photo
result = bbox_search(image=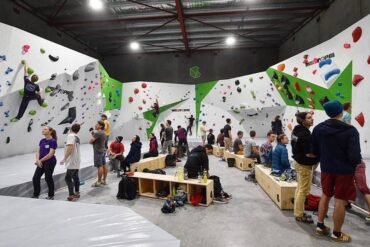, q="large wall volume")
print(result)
[0,22,105,158]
